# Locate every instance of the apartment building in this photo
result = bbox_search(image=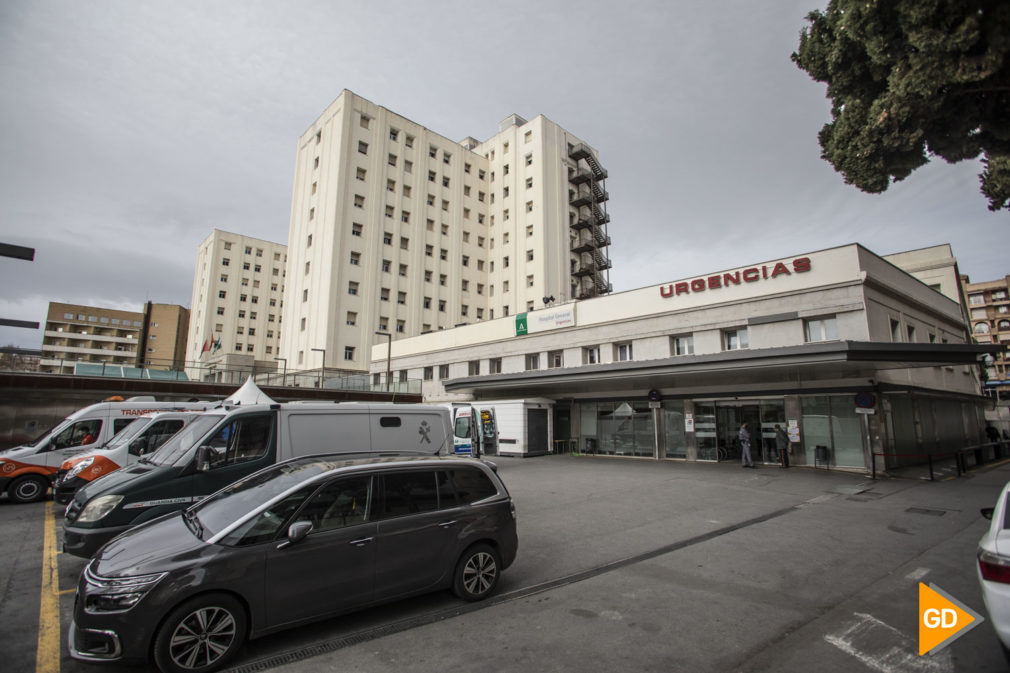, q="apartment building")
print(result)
[40,302,188,374]
[185,230,288,380]
[962,274,1010,394]
[280,90,612,374]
